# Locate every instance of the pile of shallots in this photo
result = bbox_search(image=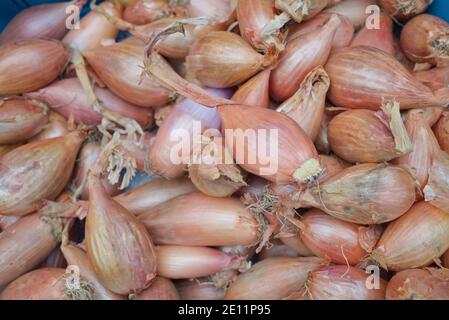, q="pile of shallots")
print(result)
[1,0,449,300]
